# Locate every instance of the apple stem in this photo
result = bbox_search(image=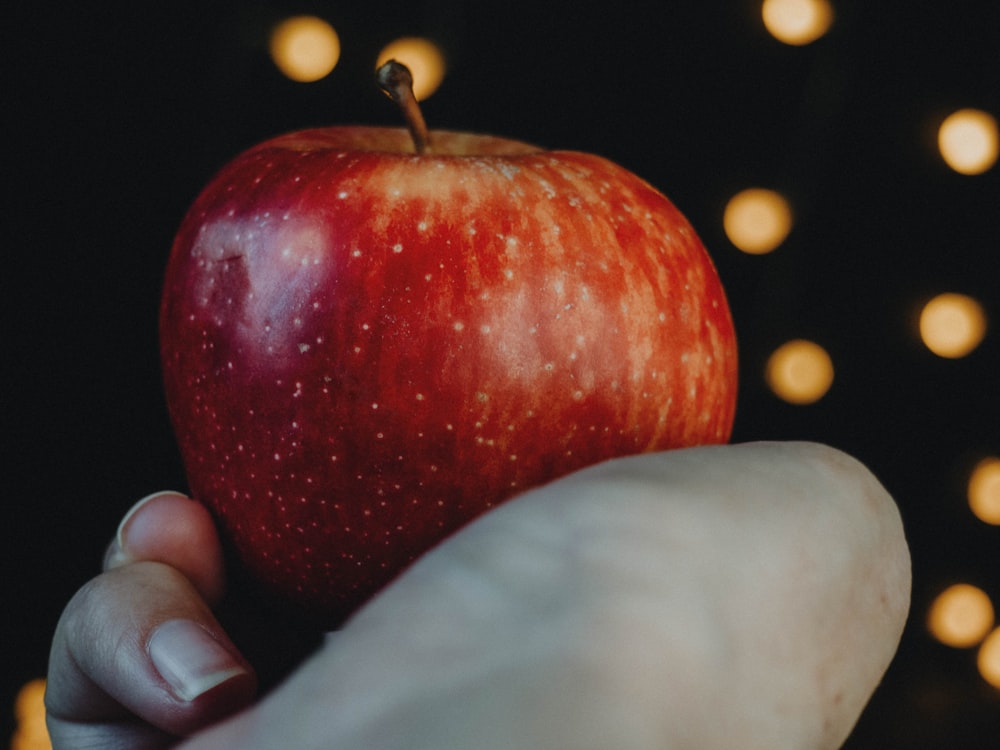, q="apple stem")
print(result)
[376,60,431,155]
